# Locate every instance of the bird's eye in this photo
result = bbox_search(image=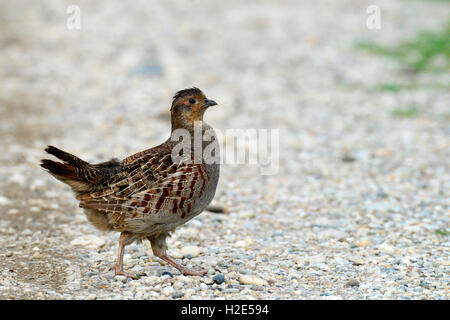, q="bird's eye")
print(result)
[188,98,196,104]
